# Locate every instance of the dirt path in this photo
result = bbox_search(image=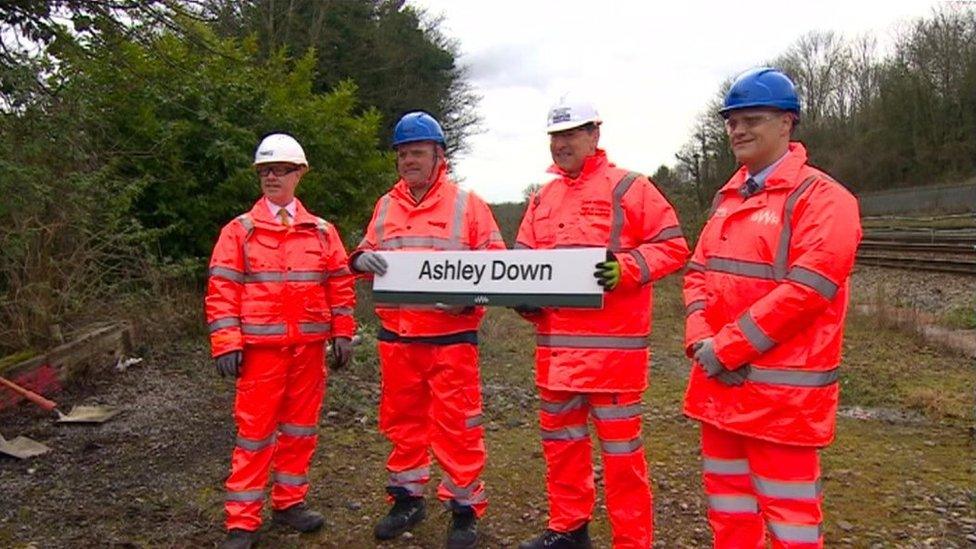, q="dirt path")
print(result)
[1,282,974,548]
